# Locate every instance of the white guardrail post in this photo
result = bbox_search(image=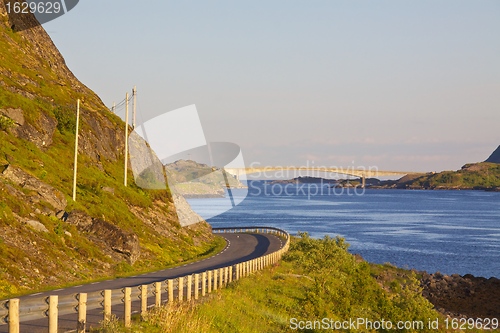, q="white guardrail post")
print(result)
[77,293,87,333]
[8,299,19,333]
